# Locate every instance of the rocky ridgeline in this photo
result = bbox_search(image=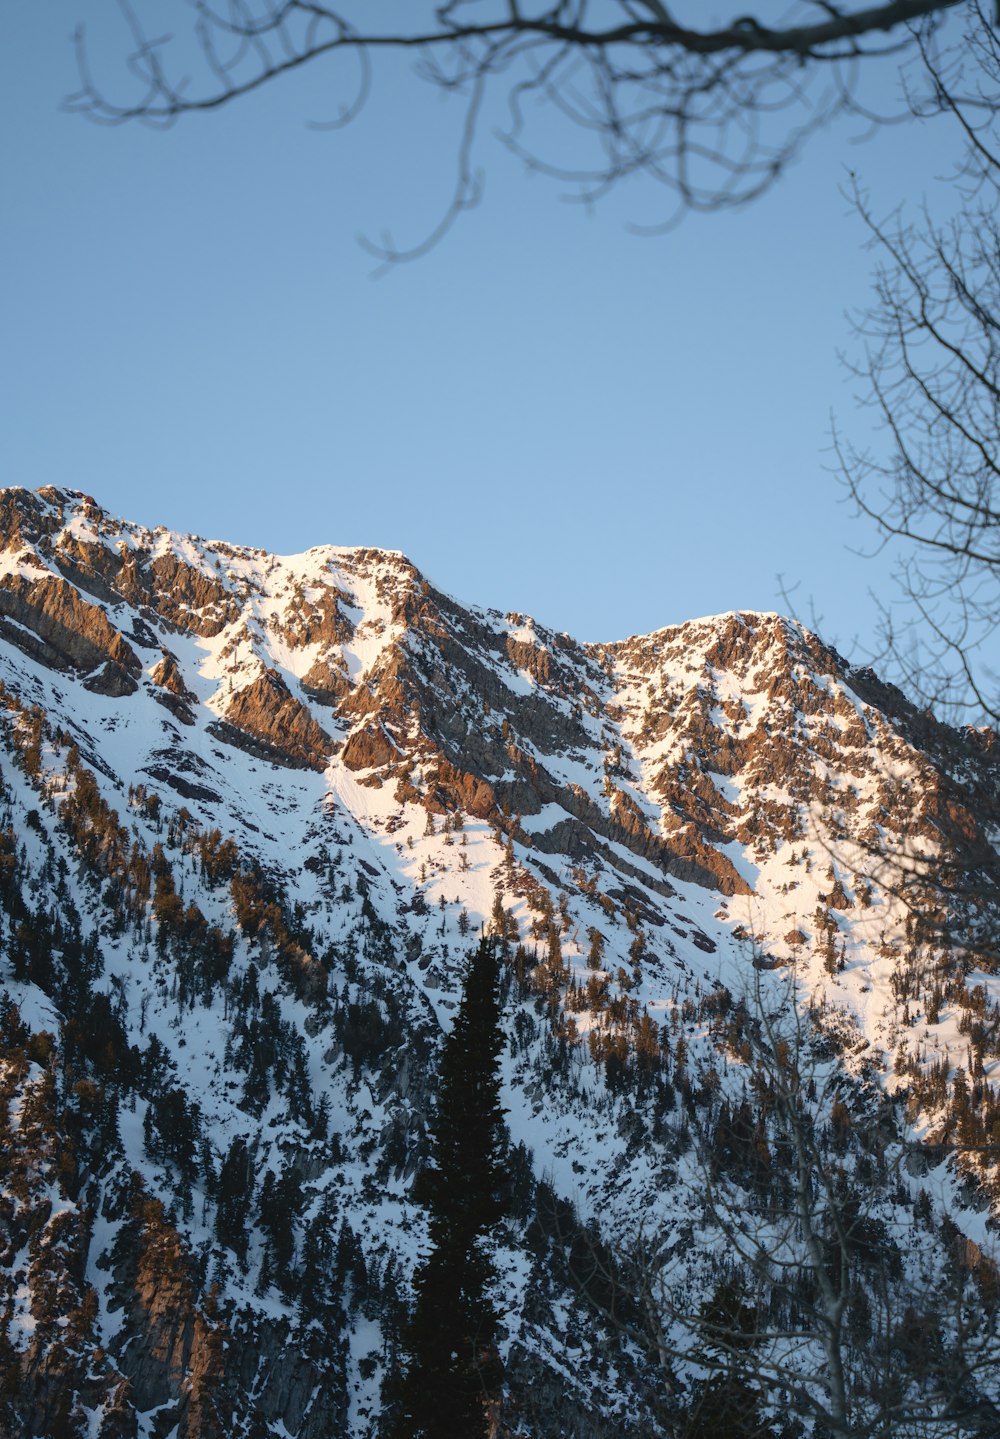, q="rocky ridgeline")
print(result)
[0,486,999,1438]
[6,485,995,917]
